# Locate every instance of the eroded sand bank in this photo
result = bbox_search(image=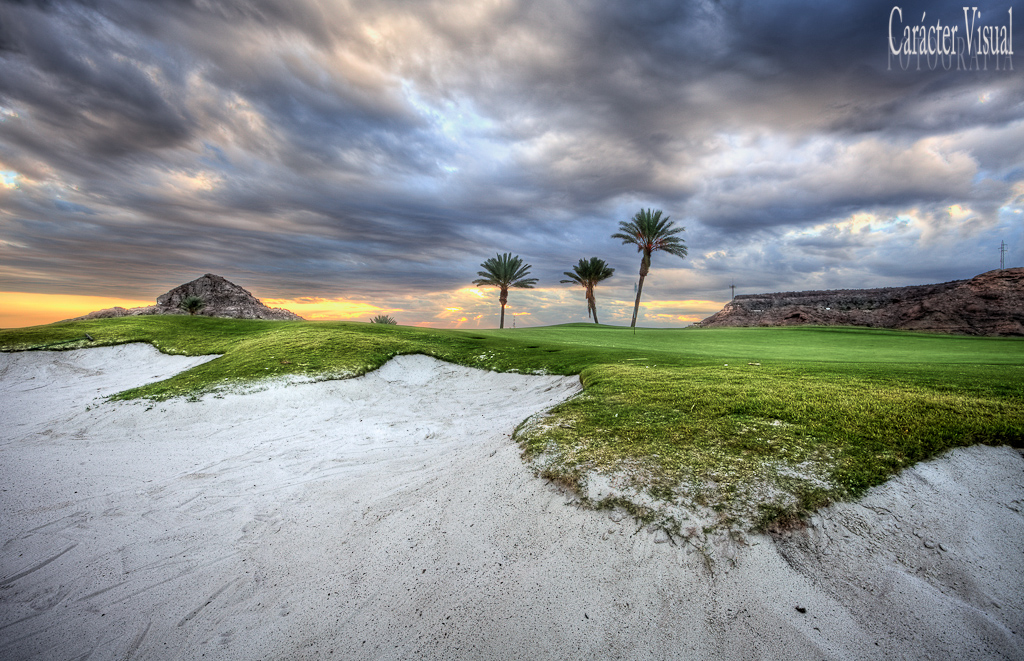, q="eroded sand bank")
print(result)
[1,345,1021,660]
